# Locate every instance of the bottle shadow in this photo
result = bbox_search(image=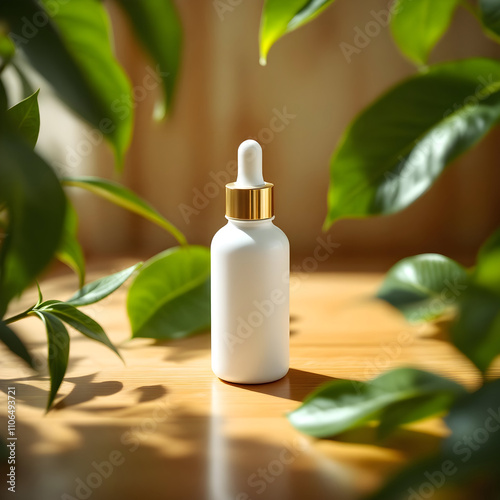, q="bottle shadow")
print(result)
[224,367,338,402]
